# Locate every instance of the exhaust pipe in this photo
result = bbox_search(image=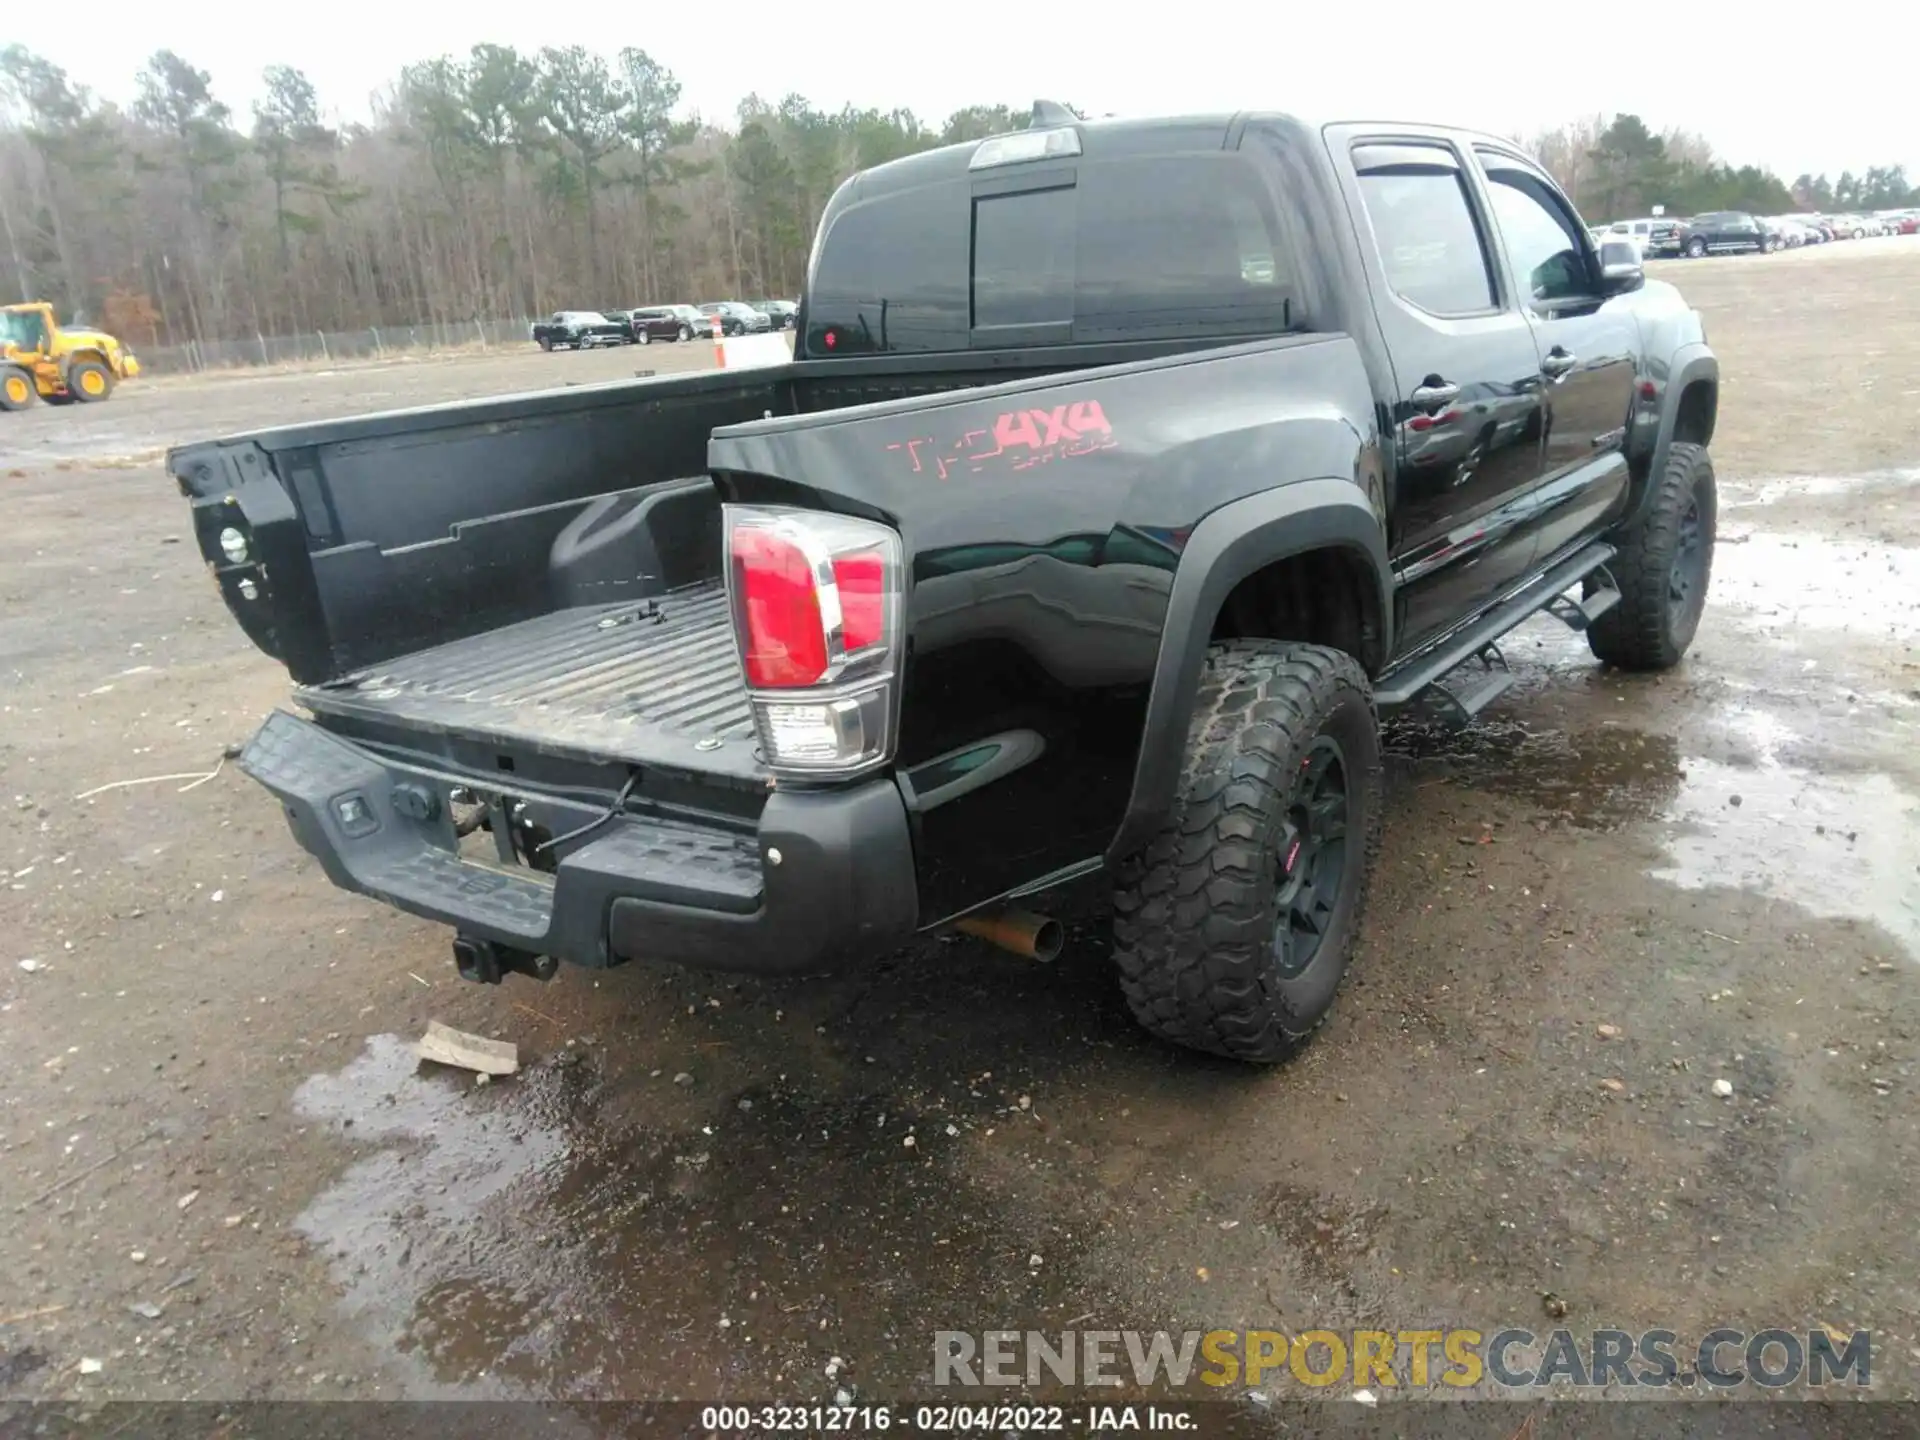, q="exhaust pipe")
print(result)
[956,908,1064,963]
